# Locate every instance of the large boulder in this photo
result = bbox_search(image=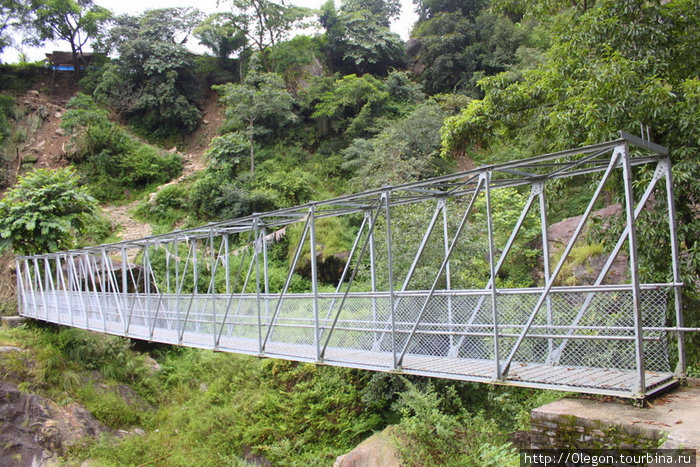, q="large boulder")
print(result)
[0,381,111,466]
[334,426,402,467]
